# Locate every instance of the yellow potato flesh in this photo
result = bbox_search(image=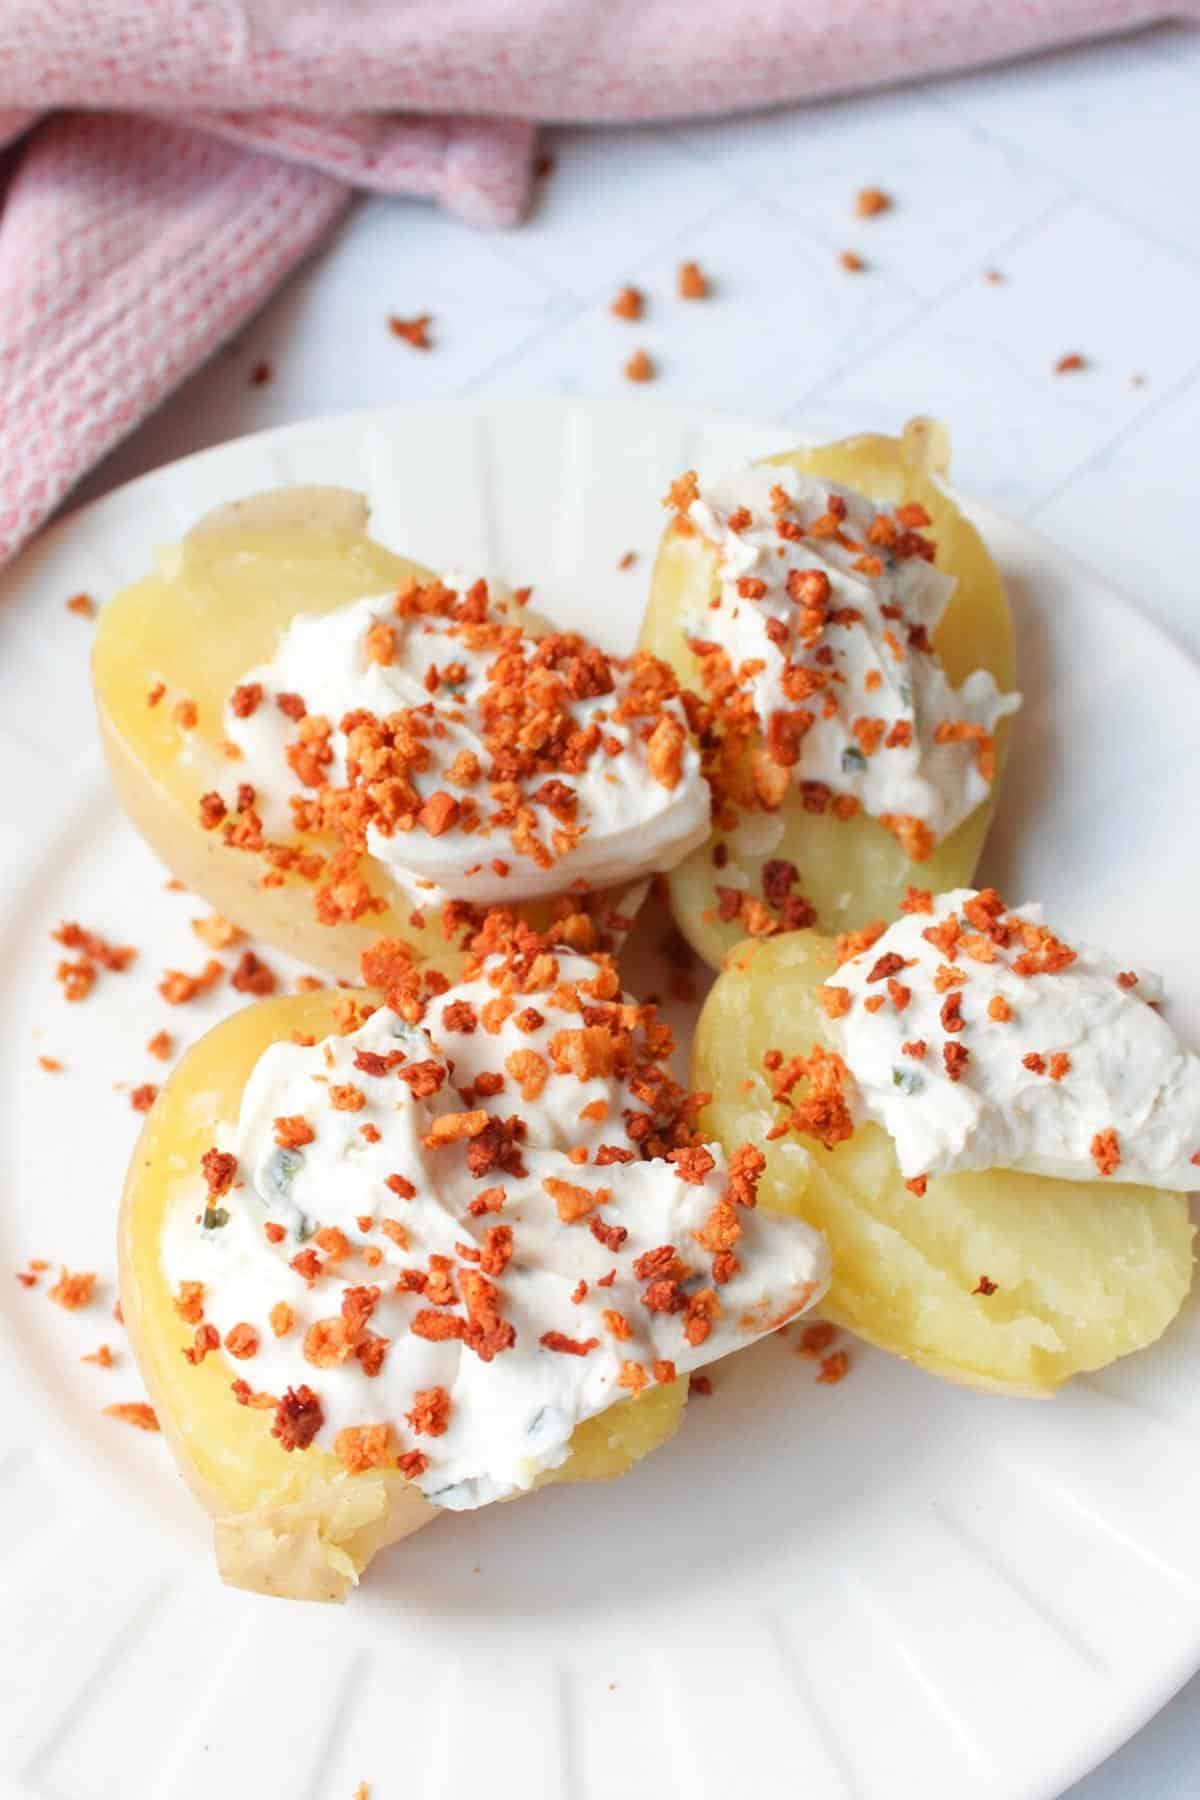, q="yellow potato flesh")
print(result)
[639,425,1018,969]
[93,488,641,981]
[121,987,686,1600]
[693,932,1193,1395]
